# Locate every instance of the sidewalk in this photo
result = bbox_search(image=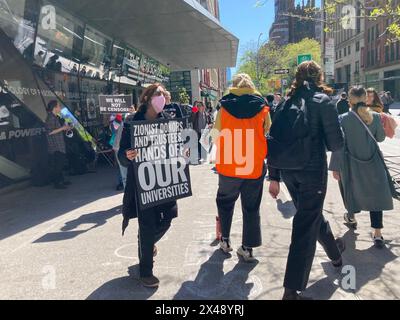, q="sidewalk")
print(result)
[0,163,399,300]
